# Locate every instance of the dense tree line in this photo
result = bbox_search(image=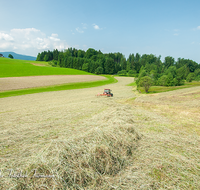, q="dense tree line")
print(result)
[36,48,200,86]
[36,48,126,75]
[136,55,200,89]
